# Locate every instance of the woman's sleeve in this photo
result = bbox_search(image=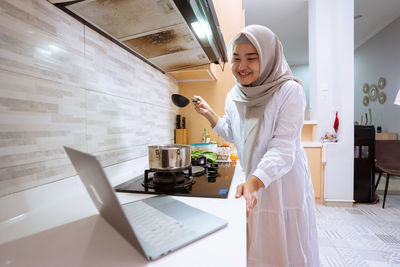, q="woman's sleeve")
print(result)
[253,82,305,188]
[212,95,234,143]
